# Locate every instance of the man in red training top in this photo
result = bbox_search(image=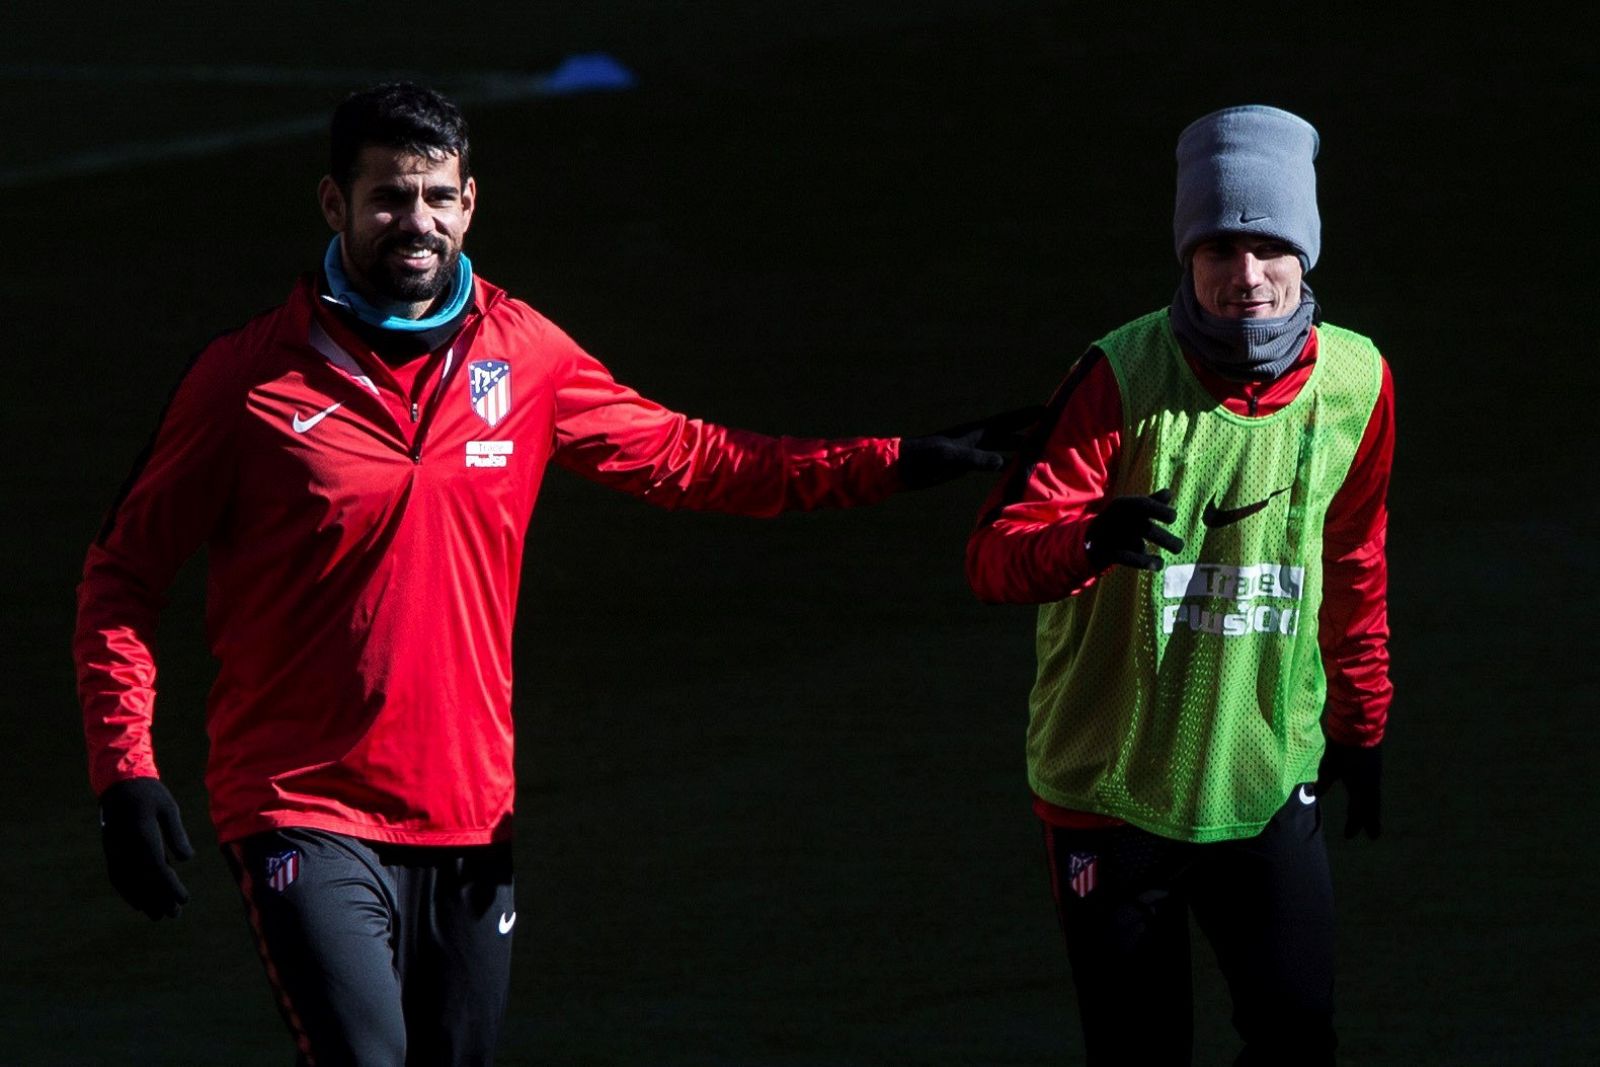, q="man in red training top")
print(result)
[75,82,1025,1066]
[967,105,1392,1065]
